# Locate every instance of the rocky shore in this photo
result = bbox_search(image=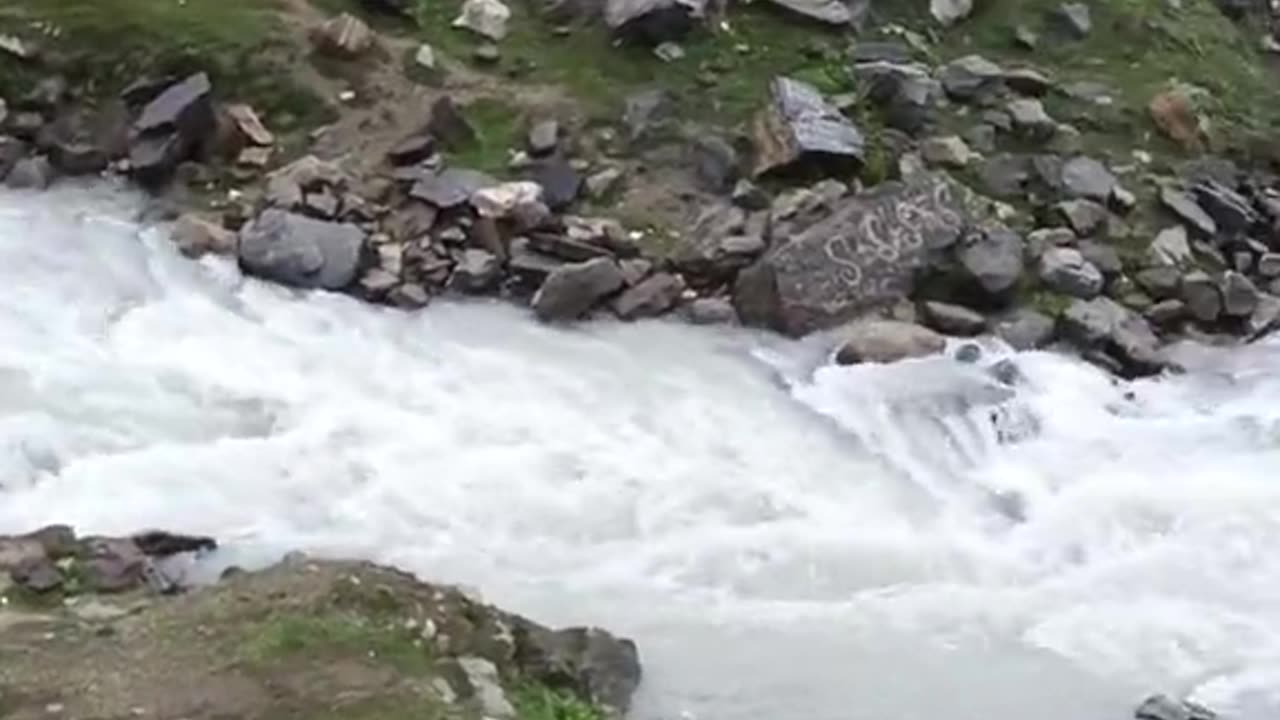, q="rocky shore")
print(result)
[2,0,1280,381]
